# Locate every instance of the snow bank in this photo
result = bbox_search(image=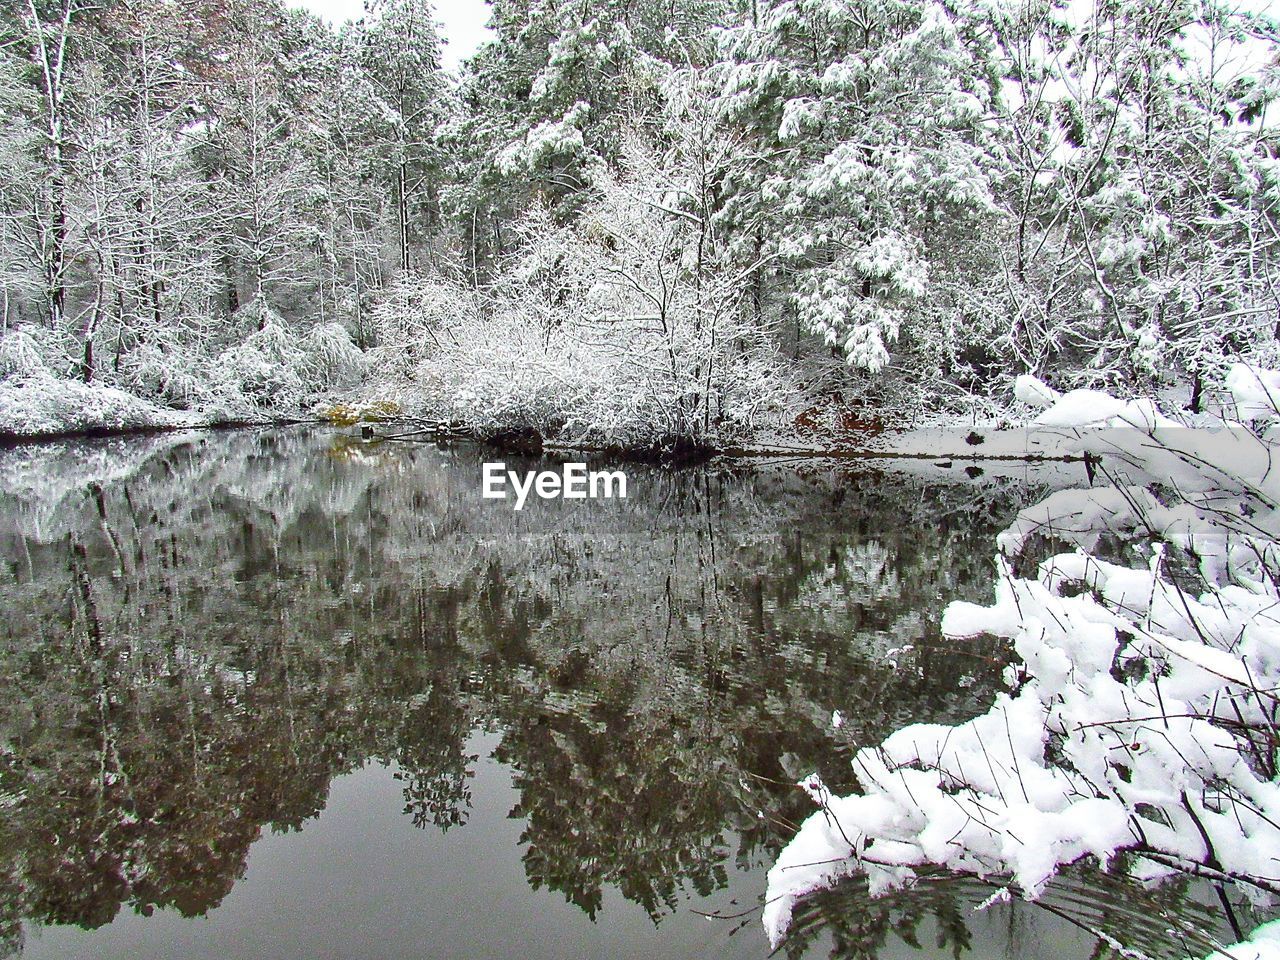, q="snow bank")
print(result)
[1203,921,1280,960]
[765,370,1280,949]
[1226,365,1280,421]
[0,312,366,439]
[1014,375,1180,430]
[0,372,201,437]
[1013,373,1060,408]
